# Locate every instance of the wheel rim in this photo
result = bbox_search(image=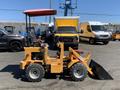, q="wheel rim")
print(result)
[73,68,85,79]
[29,68,40,79]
